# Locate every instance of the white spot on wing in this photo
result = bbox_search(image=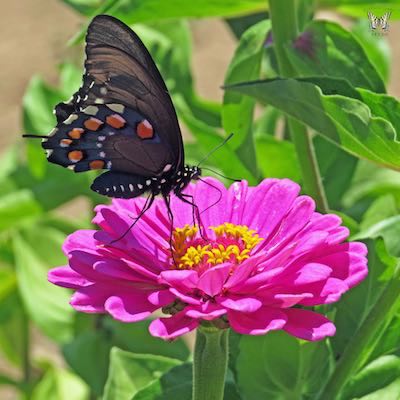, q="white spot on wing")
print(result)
[120,185,125,192]
[95,98,105,104]
[83,105,99,116]
[129,184,134,191]
[138,184,143,189]
[63,114,78,125]
[146,180,151,186]
[99,151,106,158]
[107,103,125,114]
